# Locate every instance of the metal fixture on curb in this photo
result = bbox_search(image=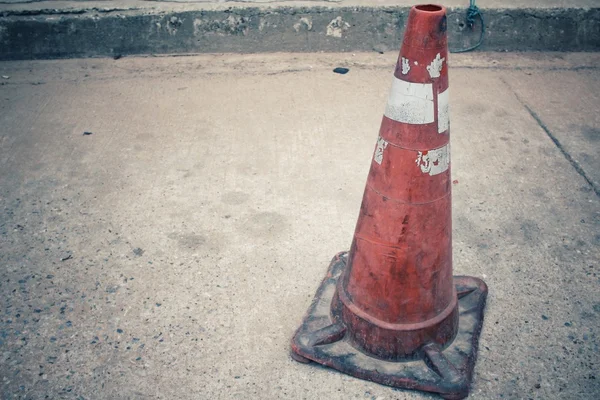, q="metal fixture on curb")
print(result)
[450,0,484,53]
[291,4,488,400]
